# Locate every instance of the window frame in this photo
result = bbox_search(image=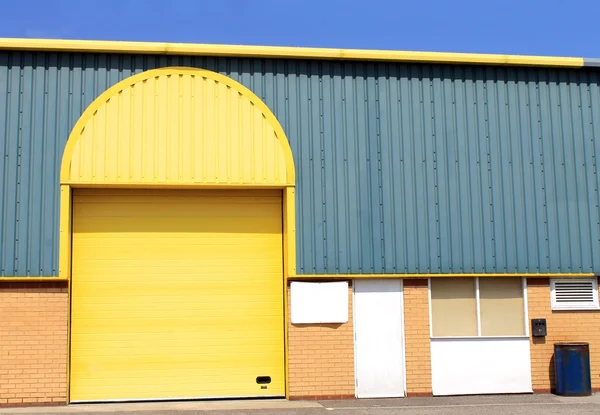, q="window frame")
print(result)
[428,277,529,339]
[550,277,600,311]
